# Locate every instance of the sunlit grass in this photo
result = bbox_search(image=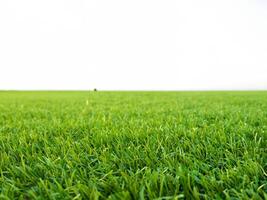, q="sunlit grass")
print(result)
[0,91,266,199]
